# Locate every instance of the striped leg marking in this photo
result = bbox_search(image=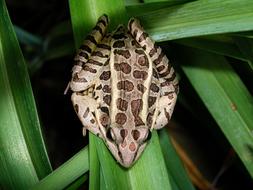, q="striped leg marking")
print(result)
[128,18,179,129]
[69,15,110,92]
